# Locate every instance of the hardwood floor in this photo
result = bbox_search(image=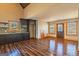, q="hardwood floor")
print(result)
[0,38,78,56]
